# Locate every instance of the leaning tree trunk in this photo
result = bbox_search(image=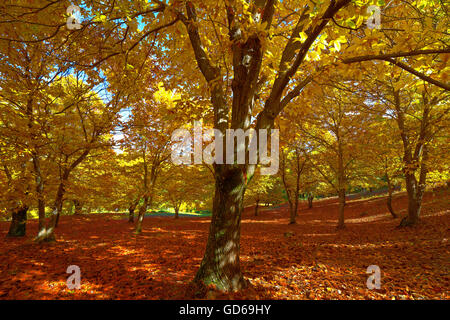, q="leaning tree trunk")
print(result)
[386,192,397,218]
[337,188,346,229]
[386,174,397,218]
[7,206,28,237]
[193,166,247,292]
[54,198,64,227]
[135,196,148,234]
